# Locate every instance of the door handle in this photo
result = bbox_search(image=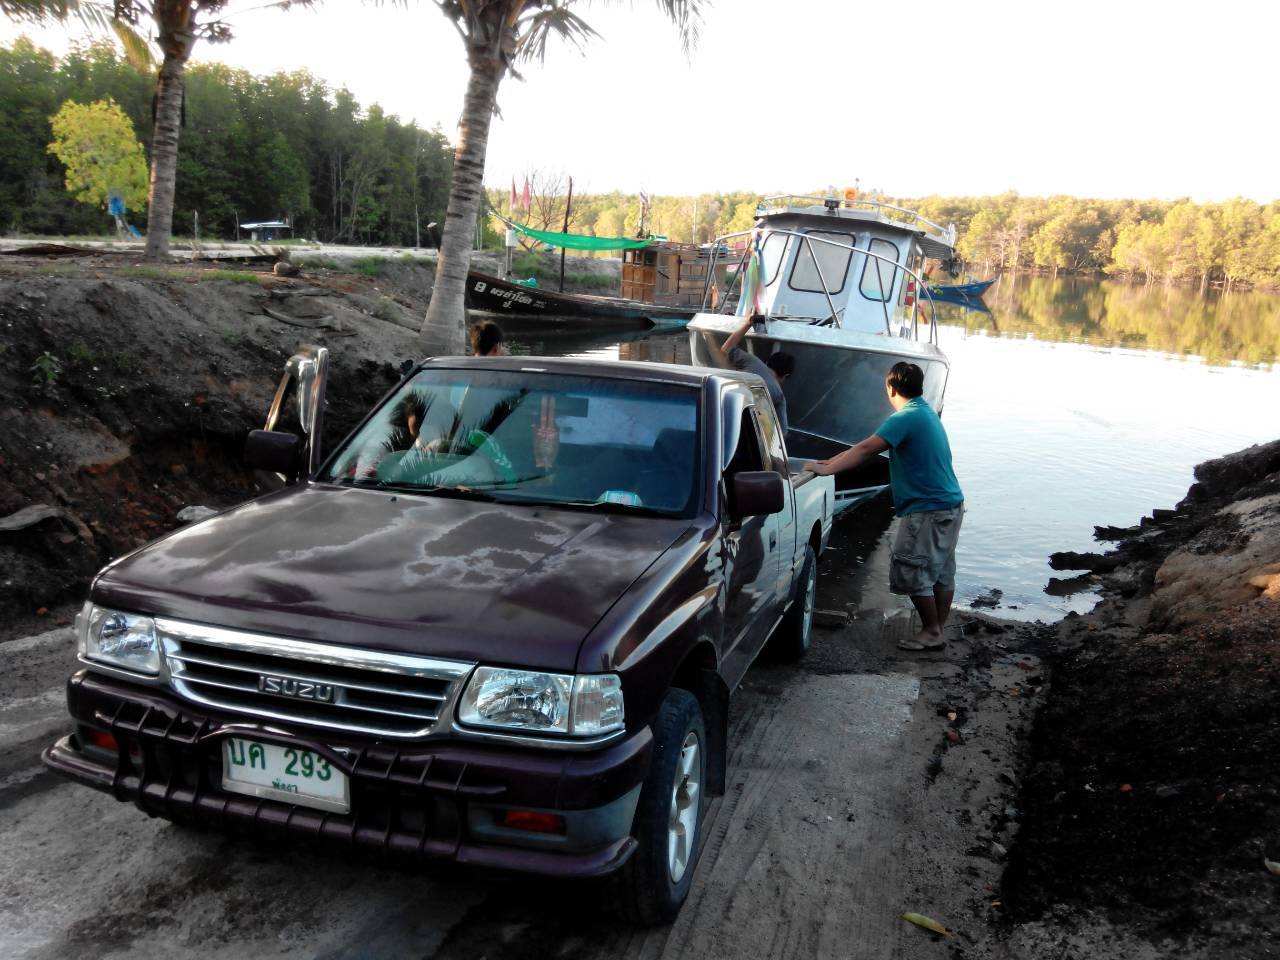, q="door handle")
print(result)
[769,532,777,550]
